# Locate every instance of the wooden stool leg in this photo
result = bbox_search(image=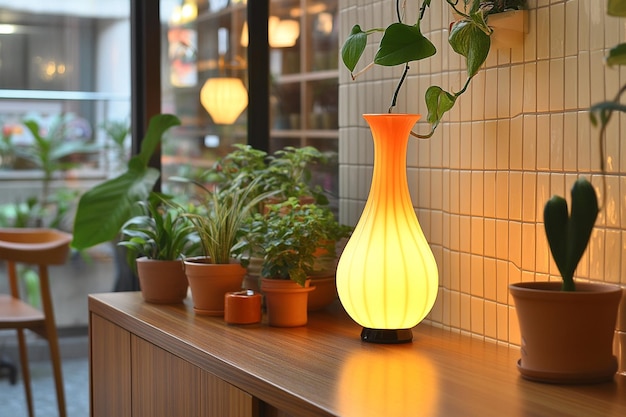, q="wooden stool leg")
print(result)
[17,328,35,417]
[38,264,66,417]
